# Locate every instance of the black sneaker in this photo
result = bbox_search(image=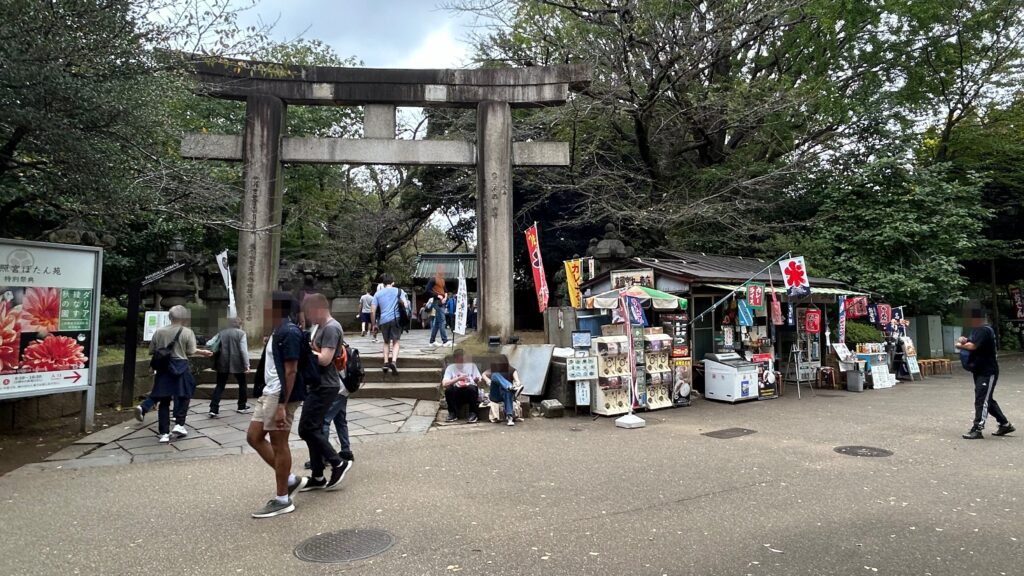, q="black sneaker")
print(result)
[389,362,398,374]
[339,451,355,462]
[962,429,984,440]
[467,412,479,423]
[992,423,1016,437]
[326,460,352,490]
[251,498,294,518]
[444,413,458,423]
[287,476,308,497]
[300,476,327,492]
